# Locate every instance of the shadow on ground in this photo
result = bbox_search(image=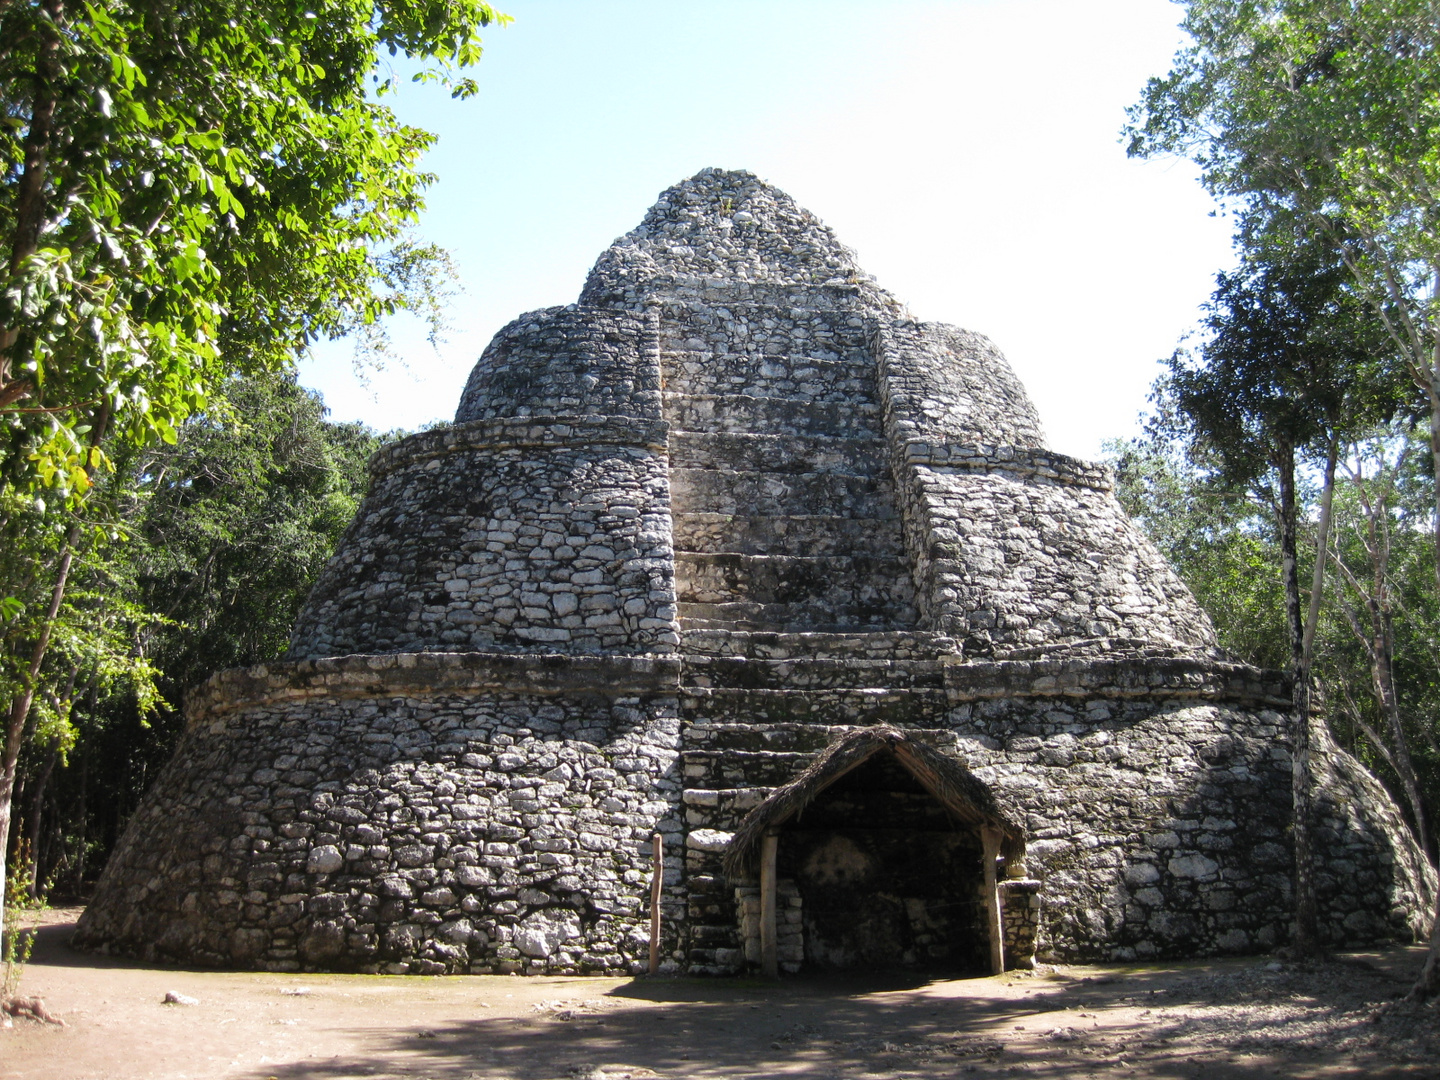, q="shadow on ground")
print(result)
[237,956,1433,1080]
